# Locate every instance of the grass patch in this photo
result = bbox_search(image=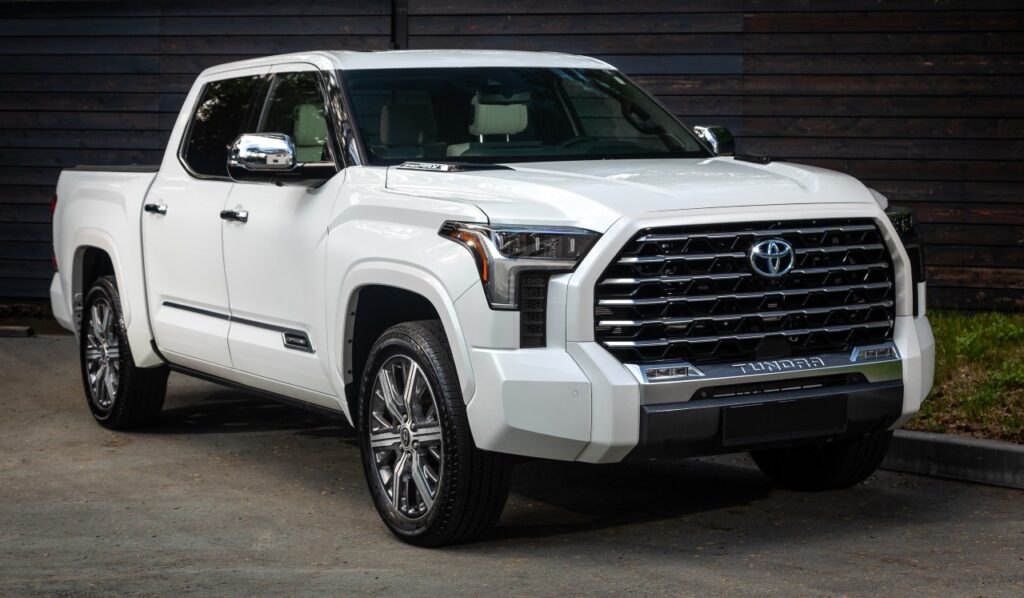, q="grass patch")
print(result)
[906,310,1024,444]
